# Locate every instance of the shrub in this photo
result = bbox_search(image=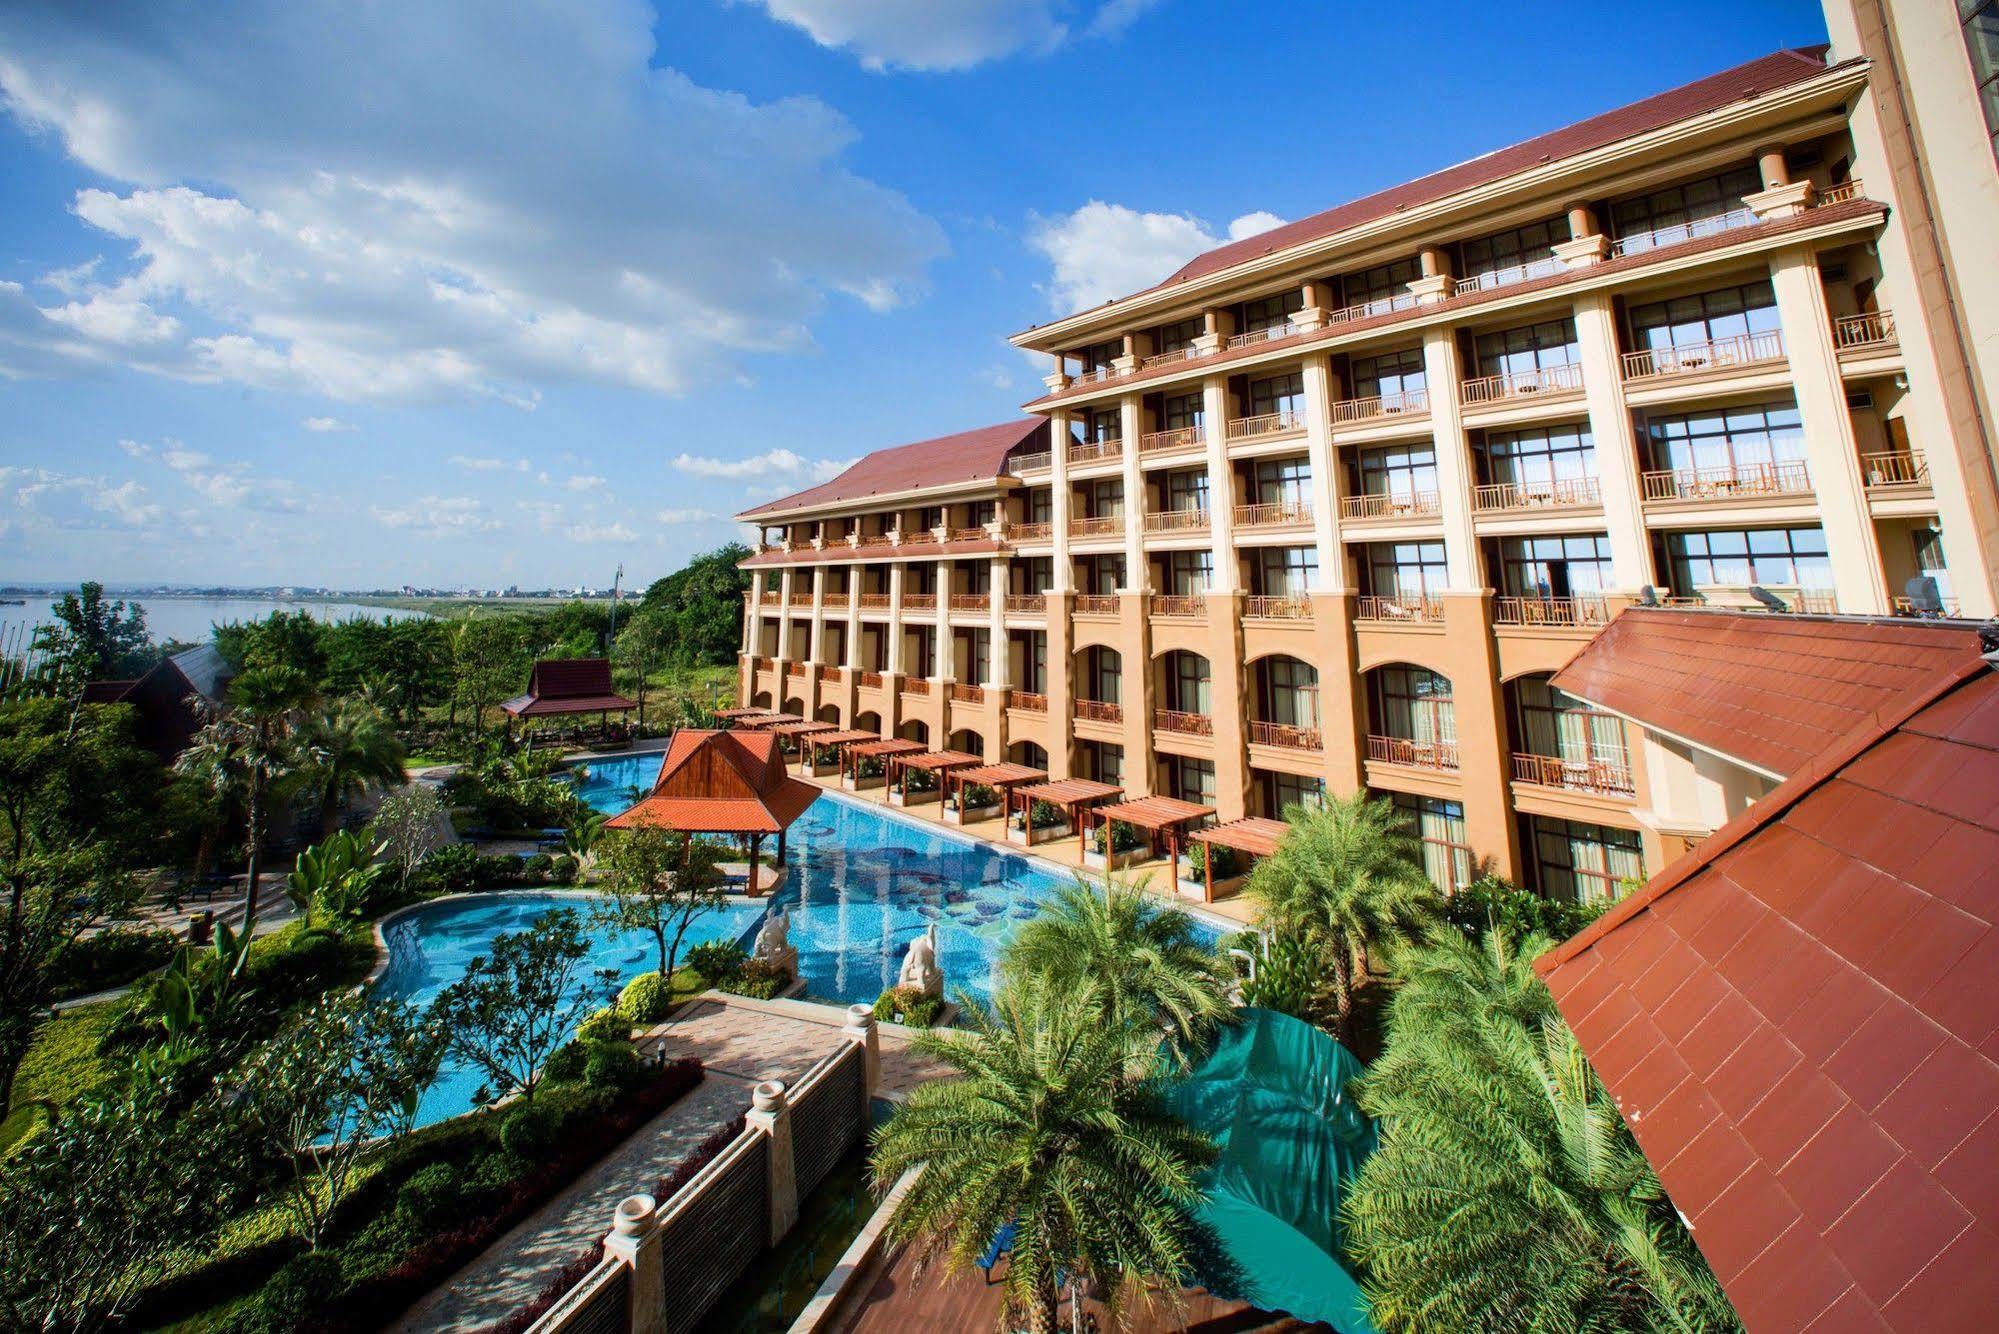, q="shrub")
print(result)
[1091,819,1143,854]
[395,1162,463,1233]
[684,940,747,984]
[719,957,790,1001]
[49,928,175,1000]
[584,1042,641,1092]
[871,985,941,1027]
[548,853,580,885]
[416,843,480,893]
[617,971,673,1023]
[1185,841,1242,881]
[1030,799,1063,829]
[500,1100,564,1159]
[542,1041,588,1085]
[244,1252,343,1333]
[1444,873,1607,946]
[958,783,998,809]
[576,1007,629,1046]
[521,851,555,882]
